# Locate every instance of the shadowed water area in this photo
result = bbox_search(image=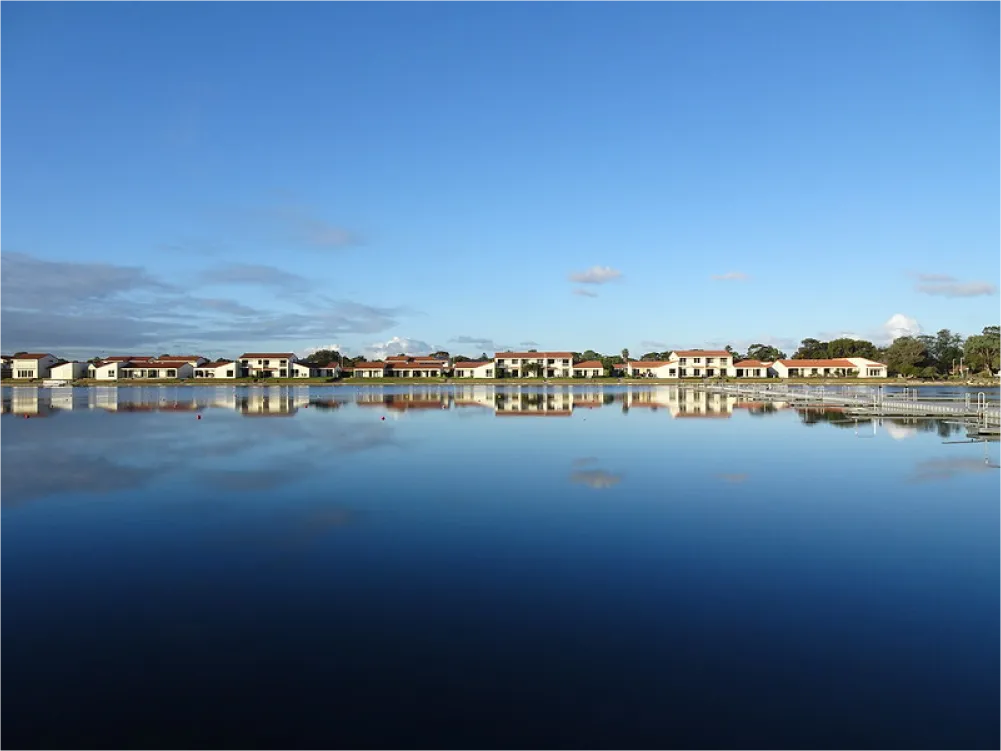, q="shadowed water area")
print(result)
[2,384,999,749]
